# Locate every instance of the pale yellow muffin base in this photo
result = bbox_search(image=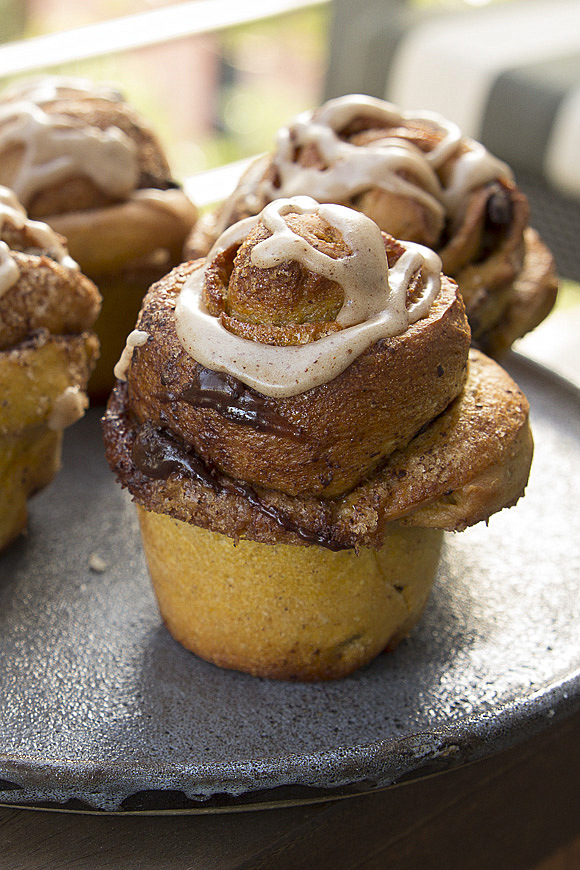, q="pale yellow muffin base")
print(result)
[137,506,443,681]
[0,332,97,551]
[0,425,61,551]
[0,333,96,434]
